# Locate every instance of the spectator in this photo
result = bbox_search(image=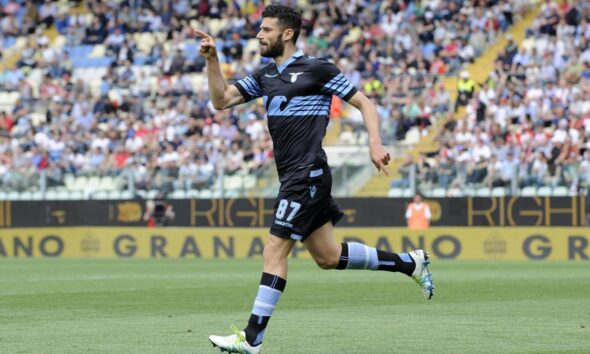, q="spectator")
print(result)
[391,154,414,189]
[405,193,432,230]
[455,71,477,110]
[0,0,536,197]
[143,193,175,227]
